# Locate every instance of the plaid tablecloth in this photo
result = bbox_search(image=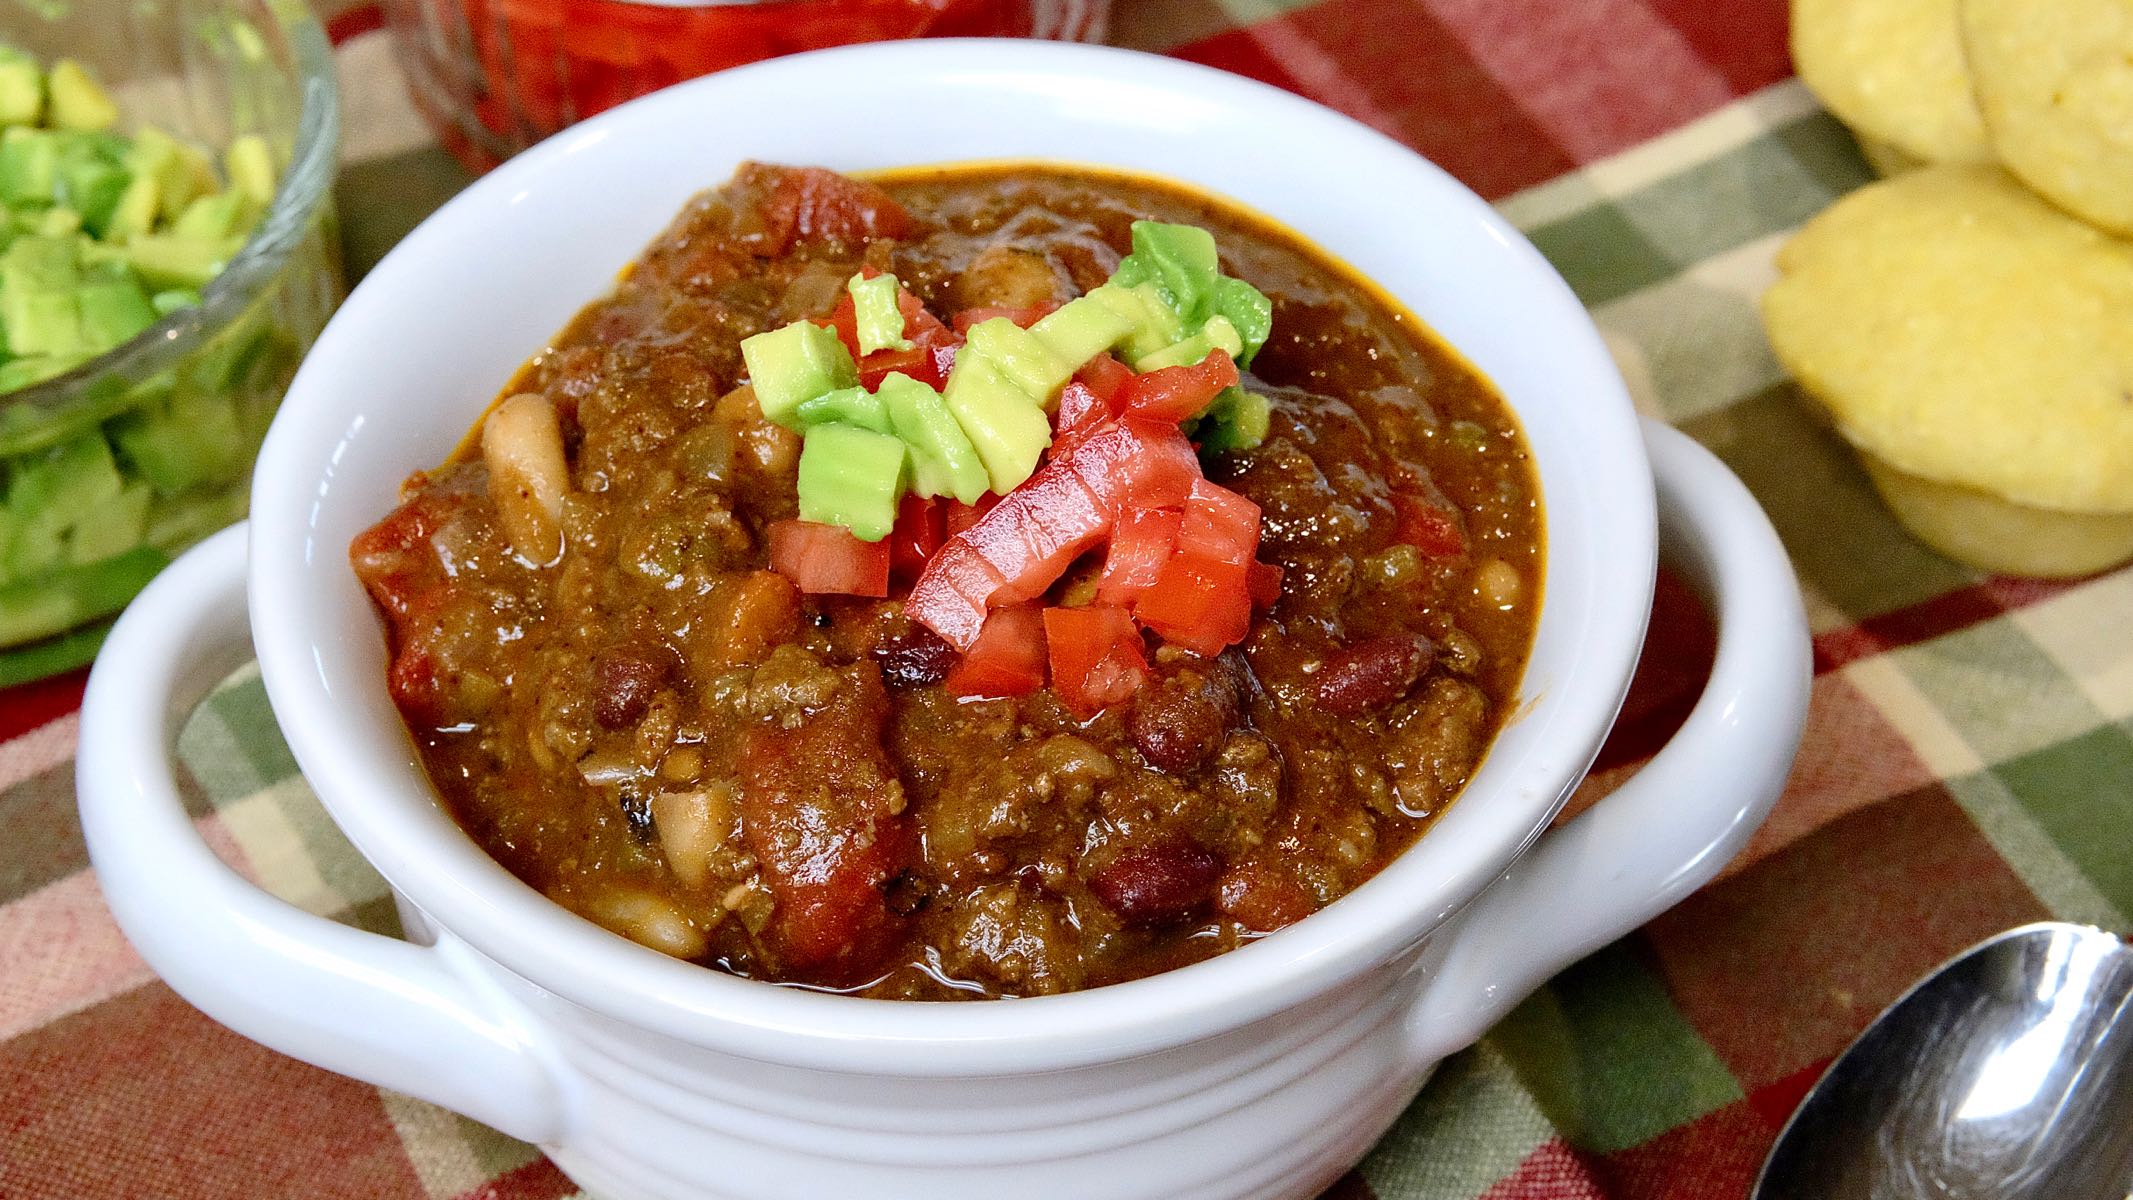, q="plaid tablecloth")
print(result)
[6,1,2130,1196]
